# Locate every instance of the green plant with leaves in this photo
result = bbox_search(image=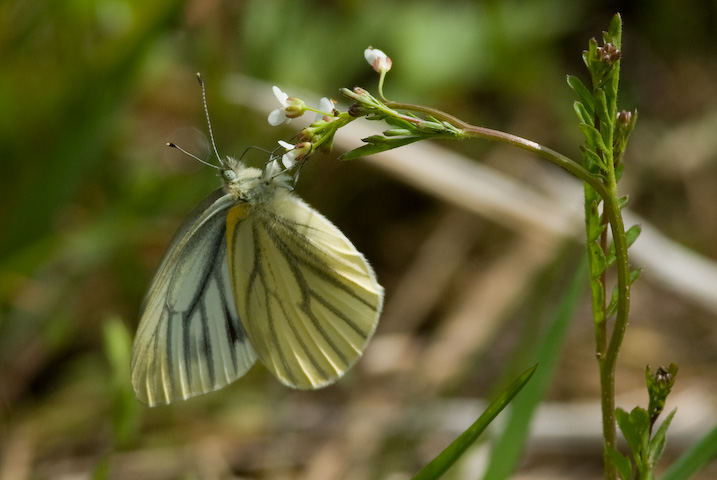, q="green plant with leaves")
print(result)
[608,364,678,480]
[259,14,709,479]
